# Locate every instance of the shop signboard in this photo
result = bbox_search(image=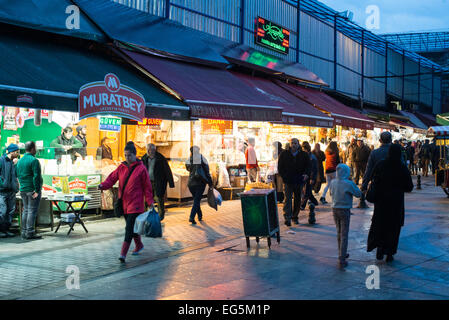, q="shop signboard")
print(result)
[27,109,49,119]
[79,73,145,122]
[99,116,122,132]
[3,107,18,131]
[138,118,162,130]
[43,174,101,210]
[201,119,233,135]
[255,17,290,55]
